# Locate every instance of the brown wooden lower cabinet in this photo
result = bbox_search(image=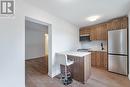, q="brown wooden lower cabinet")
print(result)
[91,51,108,69]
